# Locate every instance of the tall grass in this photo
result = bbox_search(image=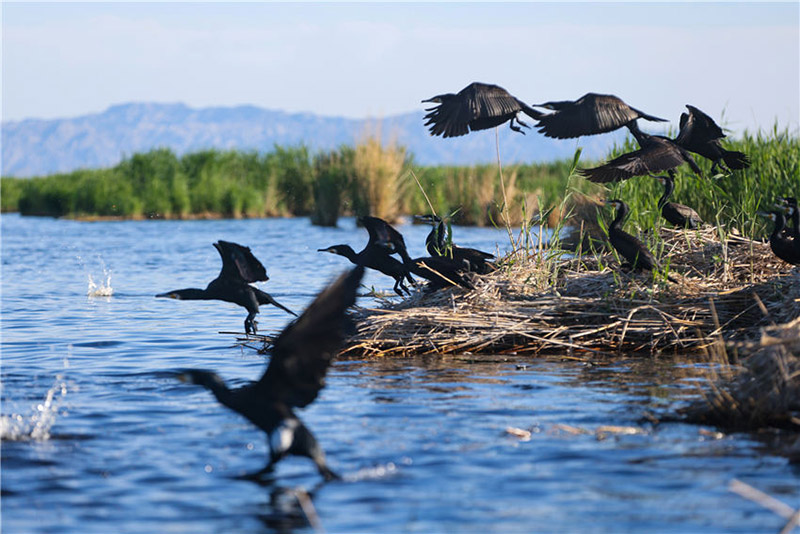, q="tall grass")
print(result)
[350,132,408,222]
